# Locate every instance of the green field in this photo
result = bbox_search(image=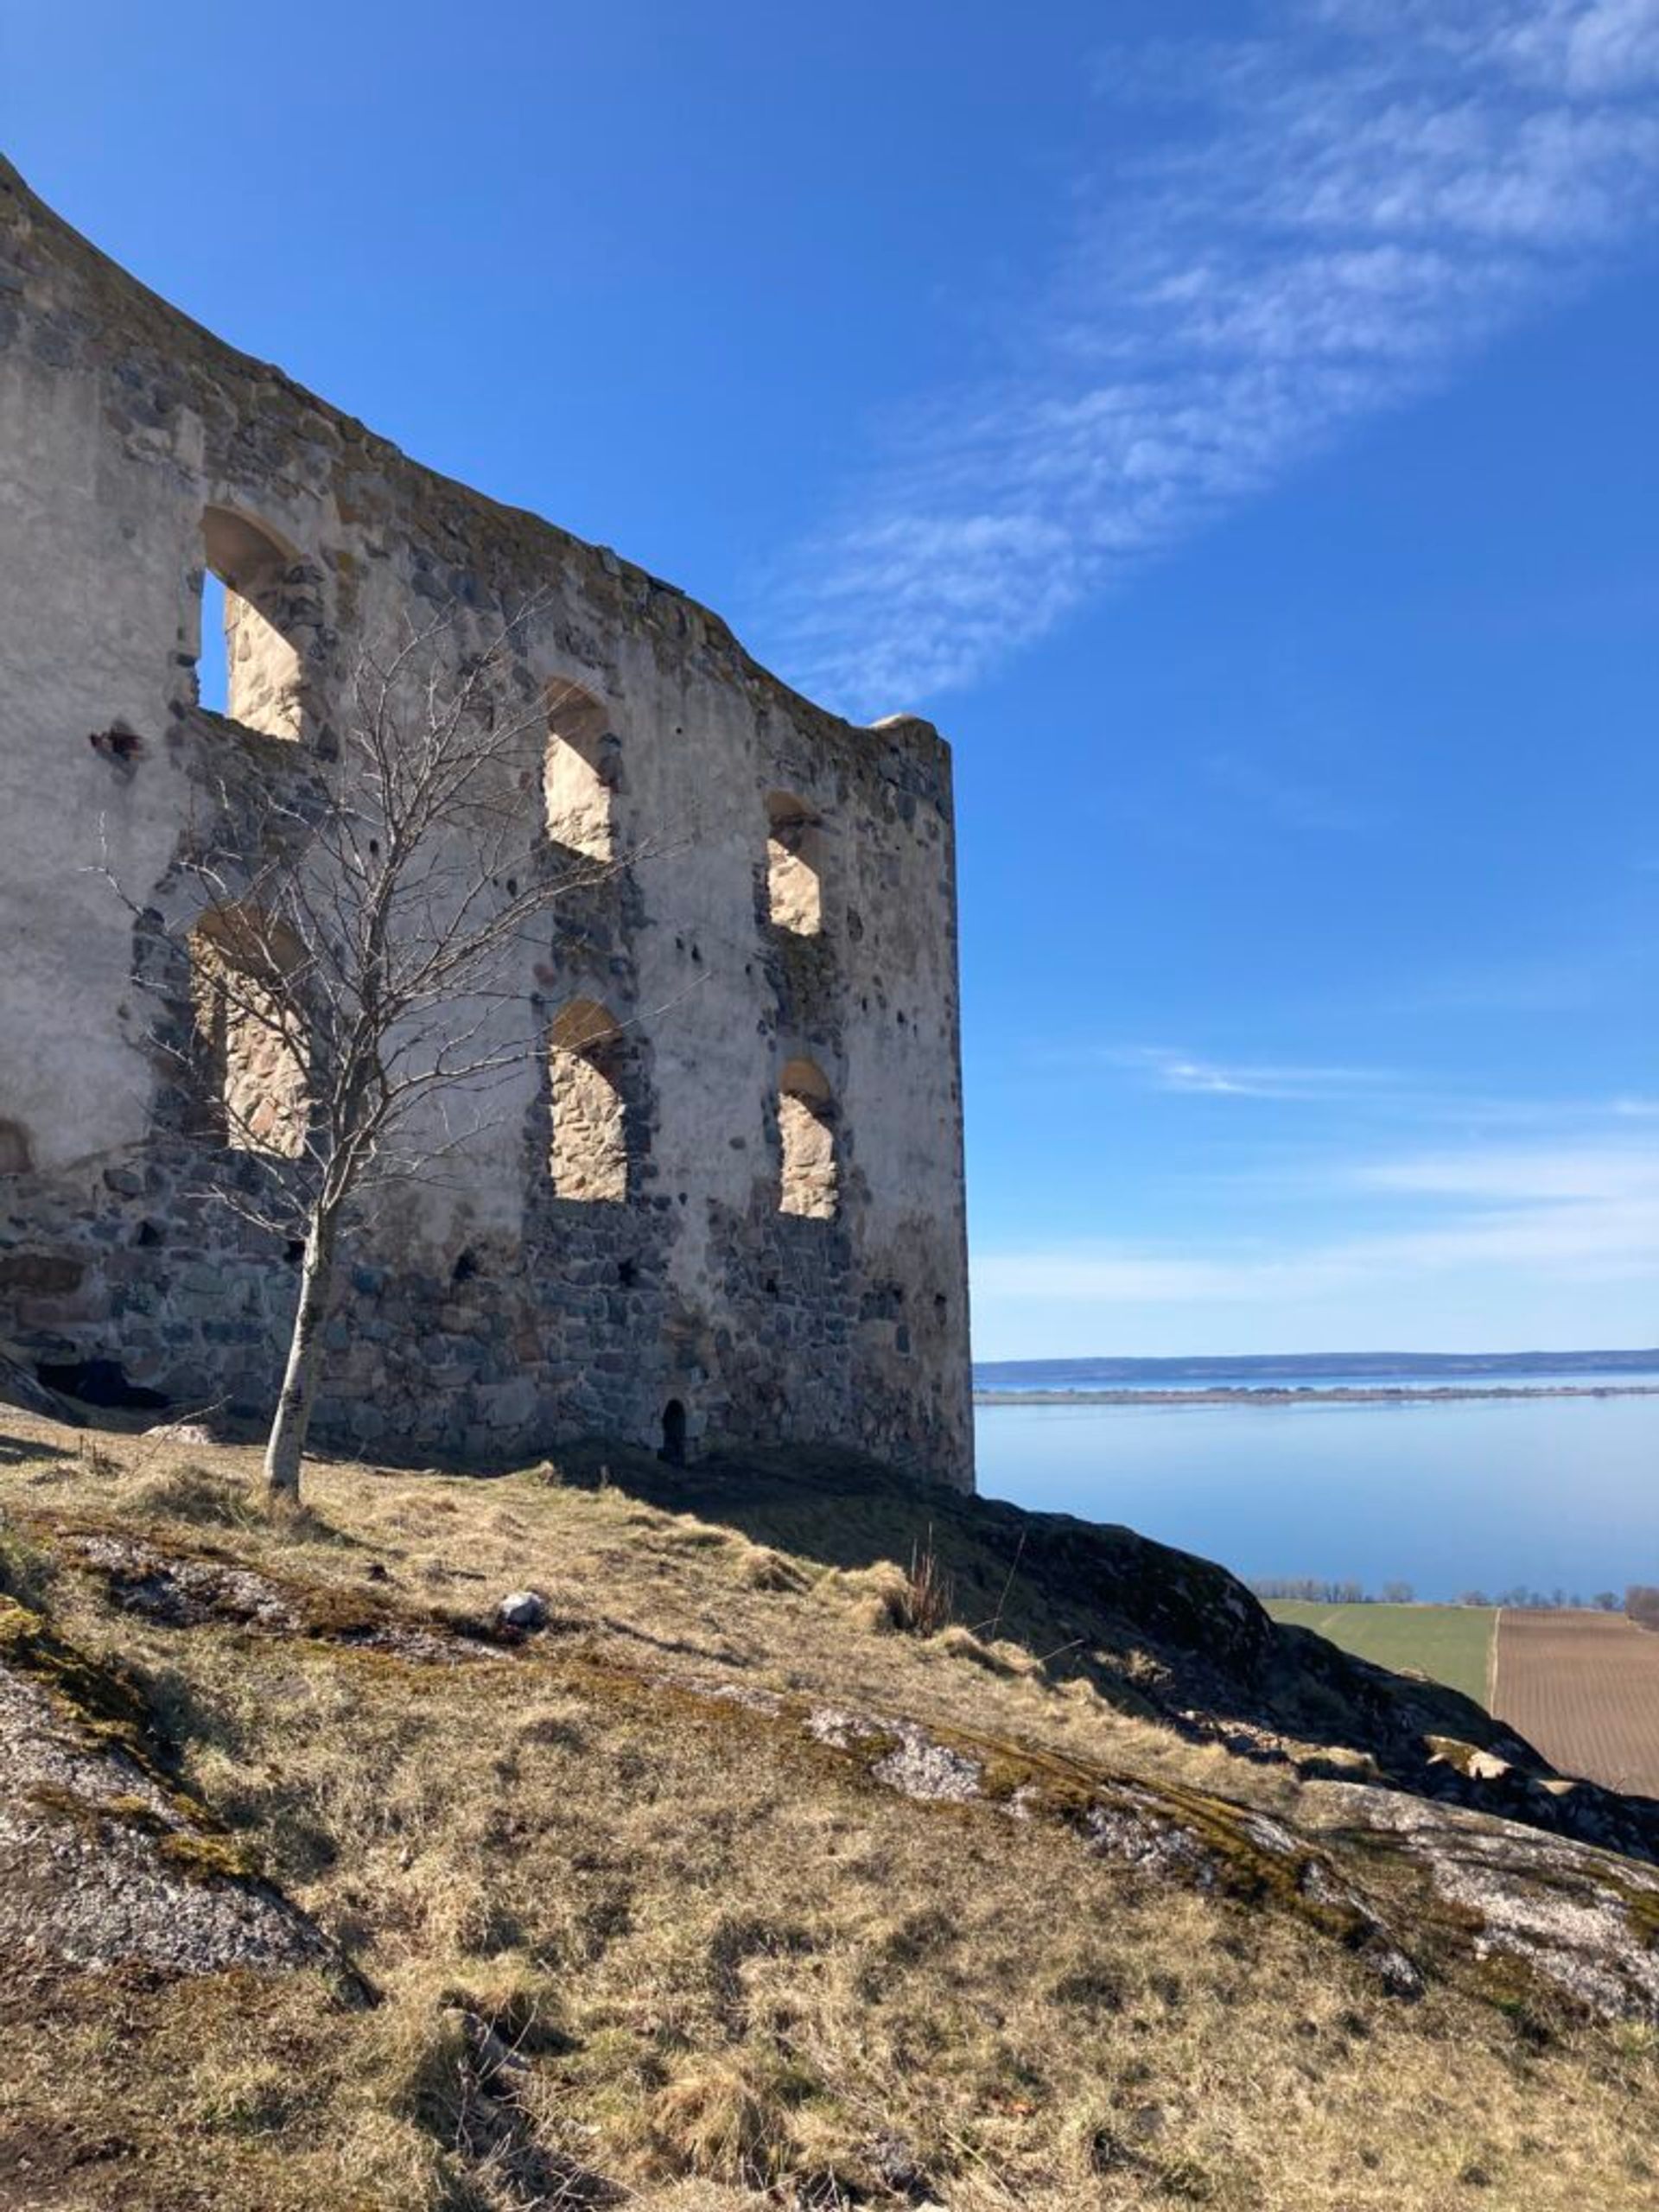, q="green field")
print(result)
[1266,1601,1496,1707]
